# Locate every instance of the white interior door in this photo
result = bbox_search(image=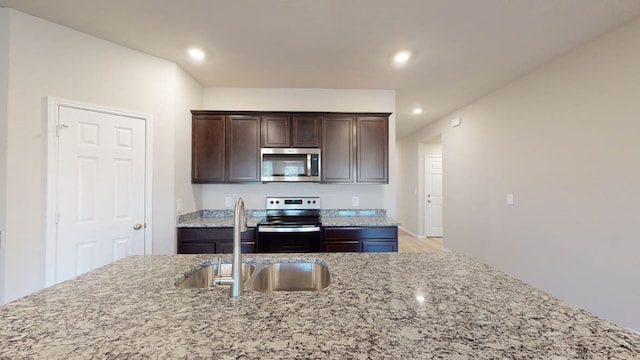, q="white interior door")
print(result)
[425,156,443,237]
[55,106,146,283]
